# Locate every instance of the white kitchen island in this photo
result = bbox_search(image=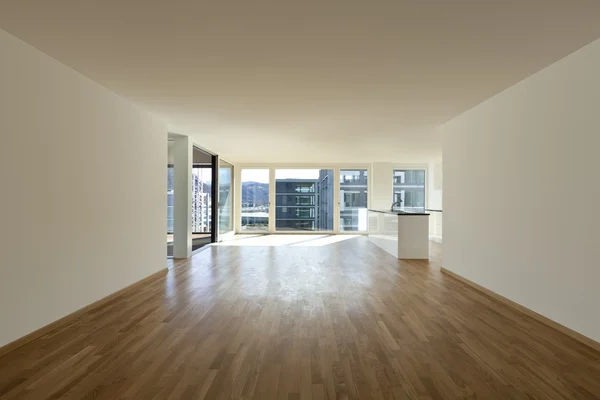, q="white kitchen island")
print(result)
[368,209,430,259]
